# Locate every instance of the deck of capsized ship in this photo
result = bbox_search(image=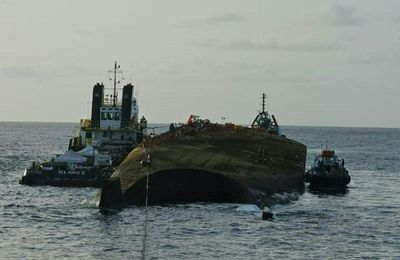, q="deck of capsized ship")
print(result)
[98,124,306,209]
